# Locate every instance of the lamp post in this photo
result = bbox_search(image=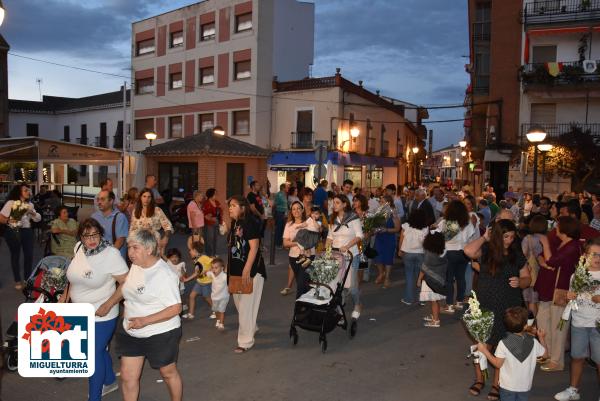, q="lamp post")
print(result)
[526,126,547,193]
[0,1,6,27]
[412,146,419,184]
[145,131,157,147]
[459,140,467,148]
[537,143,553,197]
[213,125,225,135]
